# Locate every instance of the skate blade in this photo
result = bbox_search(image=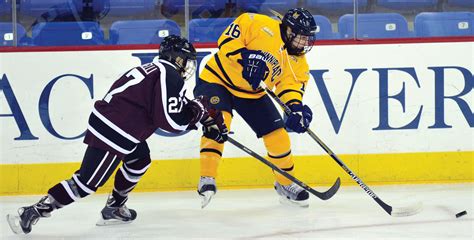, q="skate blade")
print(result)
[6,214,25,234]
[279,196,309,208]
[200,191,214,209]
[96,215,134,226]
